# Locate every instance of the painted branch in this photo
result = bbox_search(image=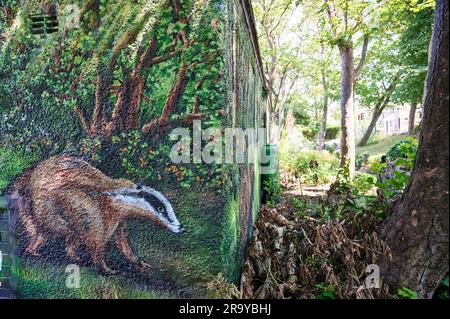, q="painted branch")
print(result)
[142,113,205,138]
[74,105,90,133]
[142,64,189,135]
[91,11,155,135]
